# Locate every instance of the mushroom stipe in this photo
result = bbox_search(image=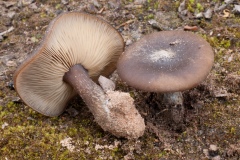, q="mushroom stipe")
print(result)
[14,12,145,139]
[63,64,145,139]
